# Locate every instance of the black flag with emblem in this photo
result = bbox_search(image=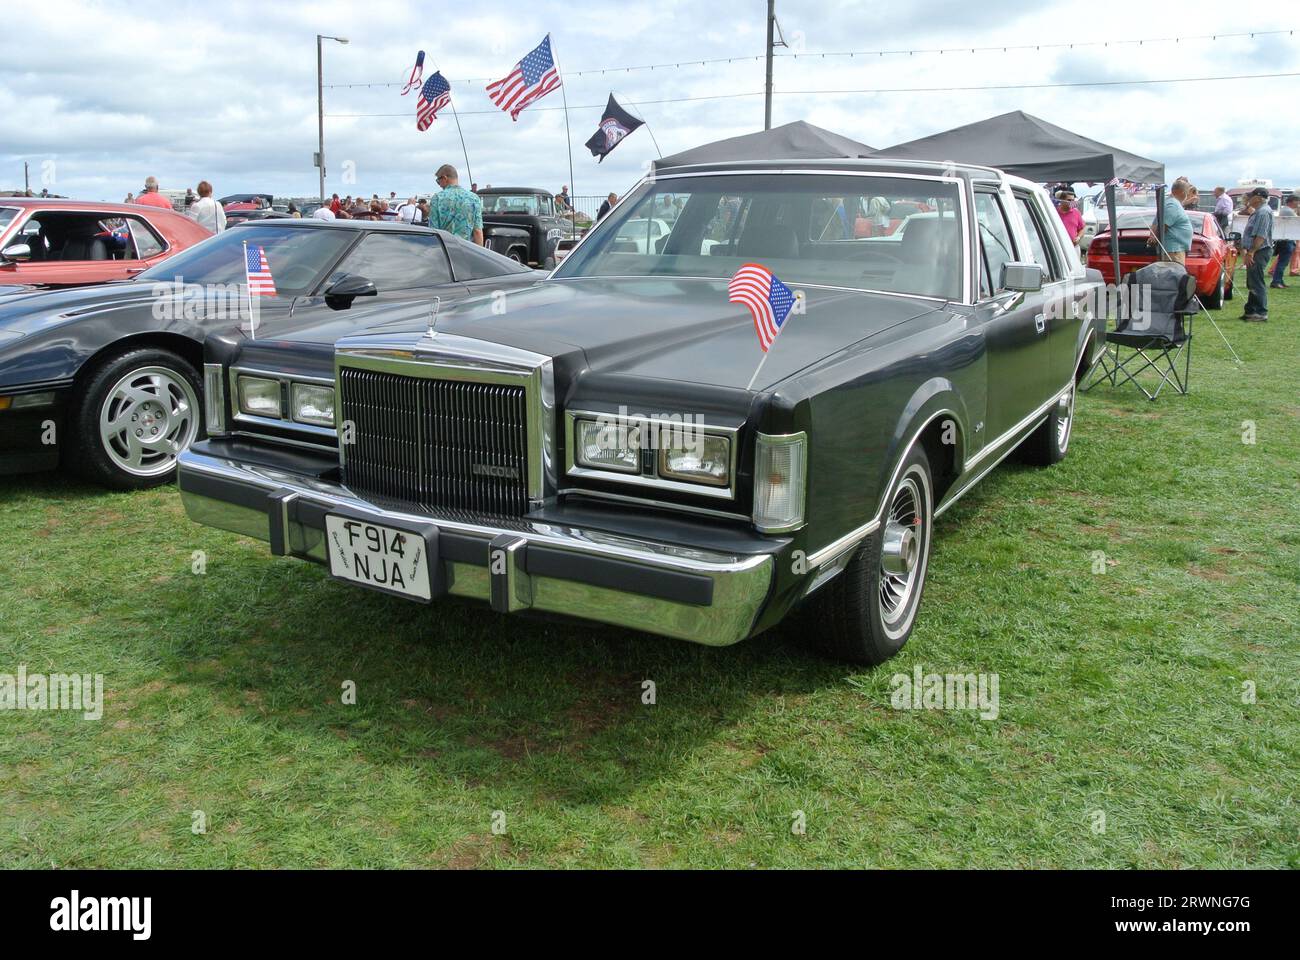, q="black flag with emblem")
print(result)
[584,94,644,162]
